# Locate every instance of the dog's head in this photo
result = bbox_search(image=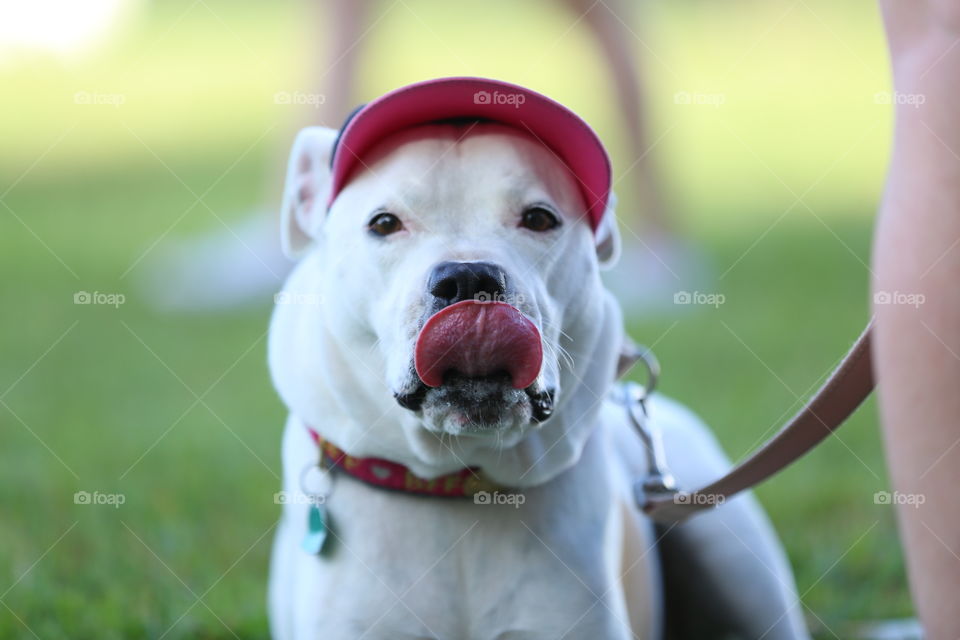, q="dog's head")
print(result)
[269,82,625,484]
